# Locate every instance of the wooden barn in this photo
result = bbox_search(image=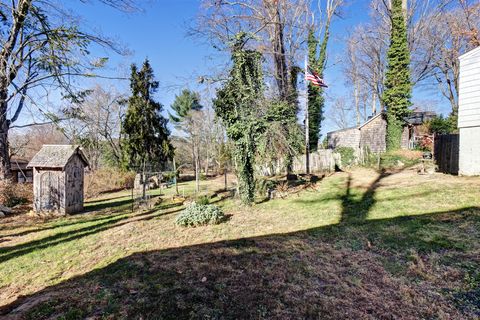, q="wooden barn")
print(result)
[27,145,89,214]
